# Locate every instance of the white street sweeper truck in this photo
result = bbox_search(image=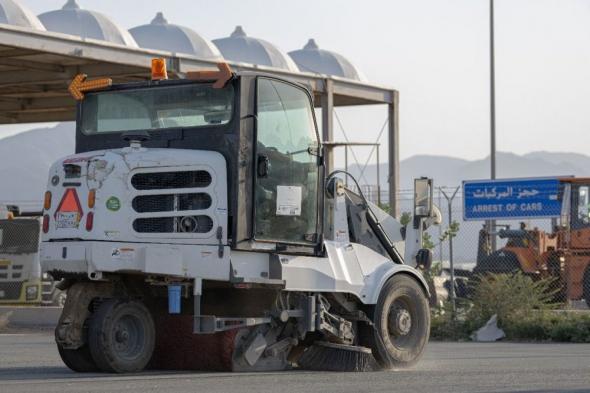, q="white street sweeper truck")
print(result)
[40,60,440,373]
